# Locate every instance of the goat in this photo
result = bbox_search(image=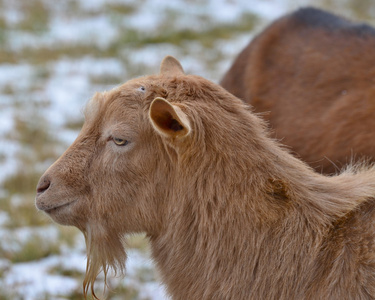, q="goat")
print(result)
[36,56,375,299]
[221,7,375,174]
